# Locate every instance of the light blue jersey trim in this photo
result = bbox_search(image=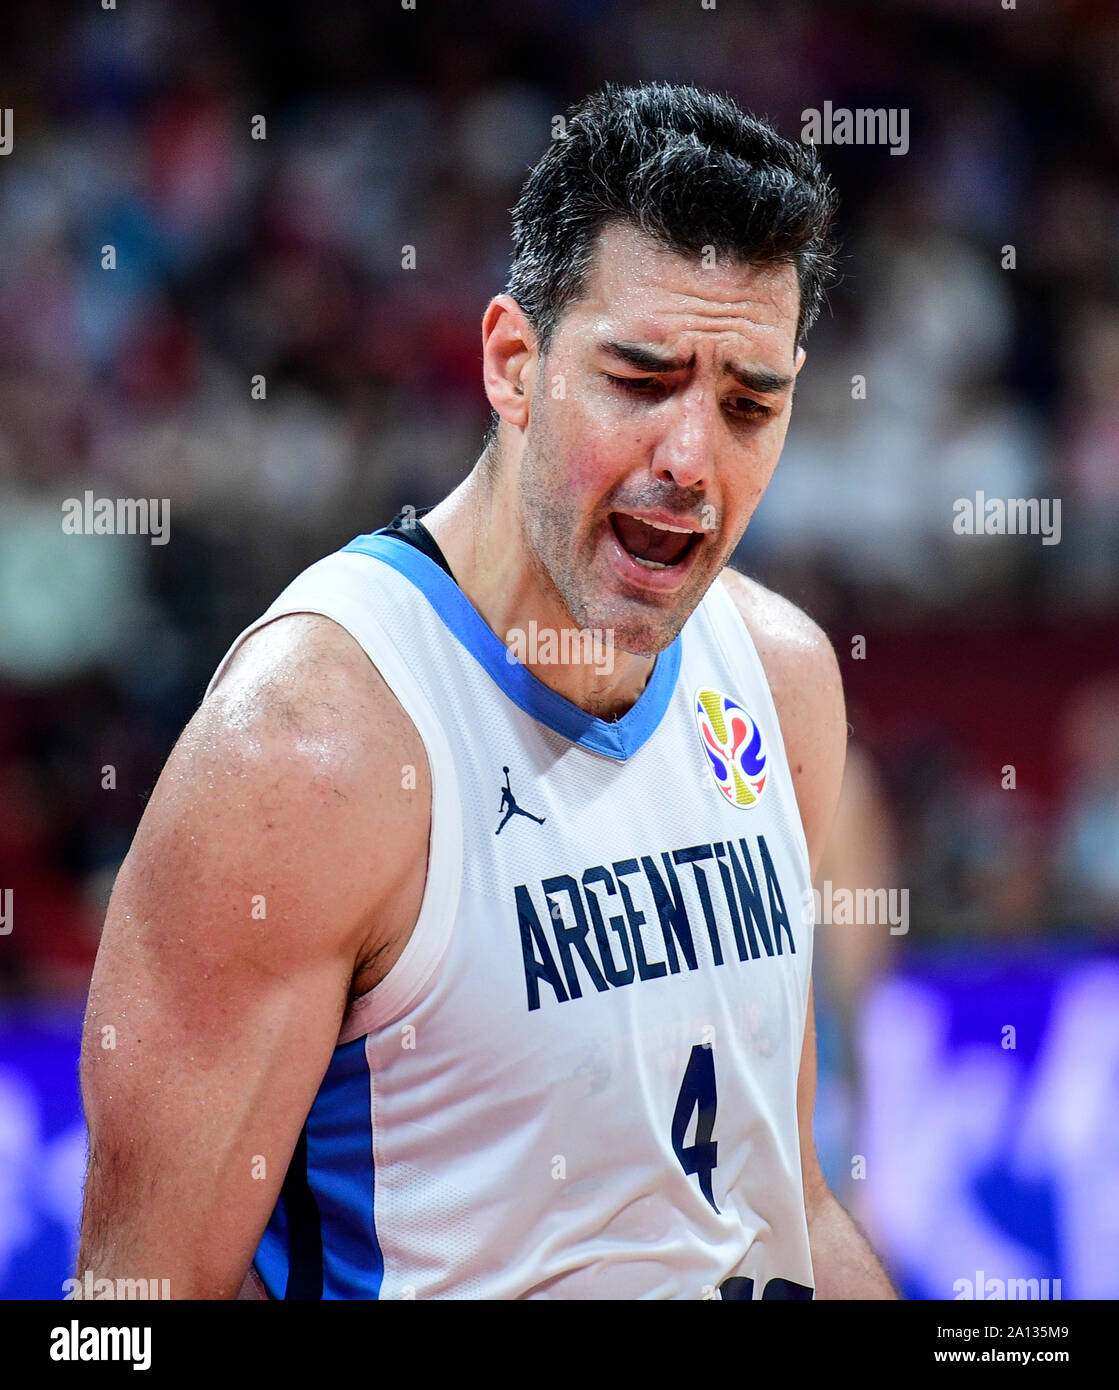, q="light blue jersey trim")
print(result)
[342,532,683,761]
